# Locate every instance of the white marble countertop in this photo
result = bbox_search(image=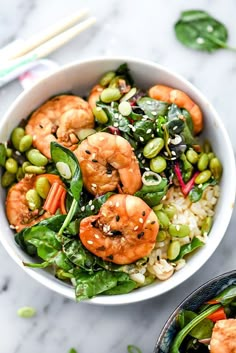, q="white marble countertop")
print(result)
[1,1,236,352]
